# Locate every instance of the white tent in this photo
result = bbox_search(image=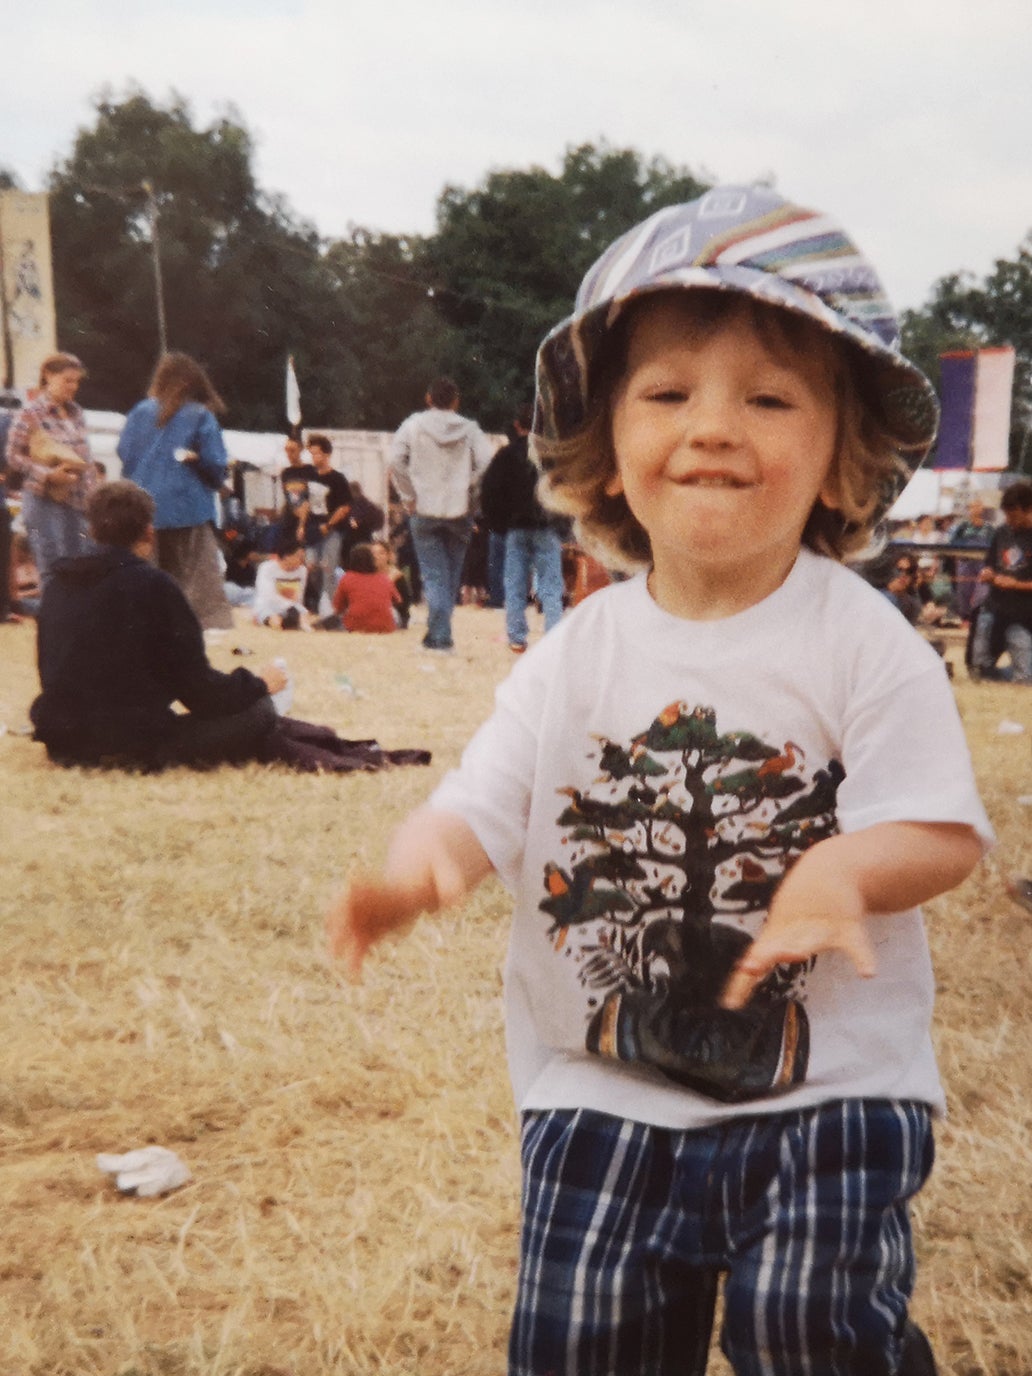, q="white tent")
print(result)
[889,467,1004,520]
[84,412,399,518]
